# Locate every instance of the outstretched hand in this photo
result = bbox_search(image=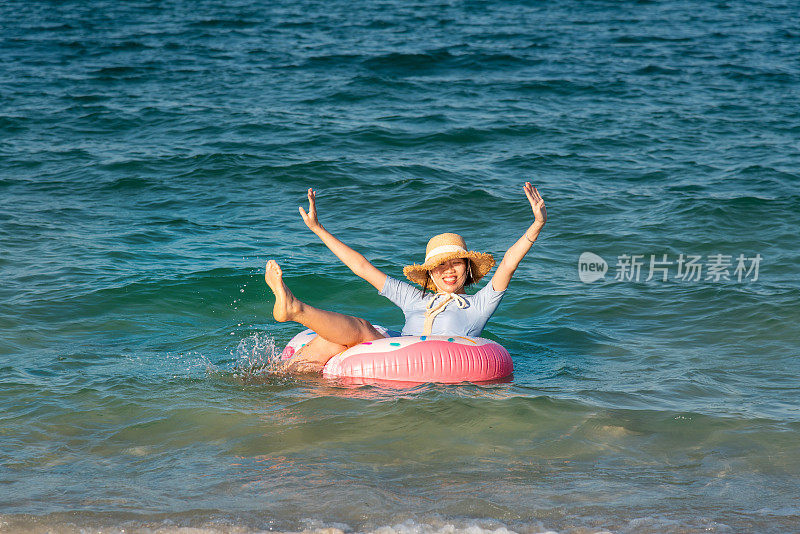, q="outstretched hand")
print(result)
[299,188,322,231]
[491,183,547,291]
[524,182,547,226]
